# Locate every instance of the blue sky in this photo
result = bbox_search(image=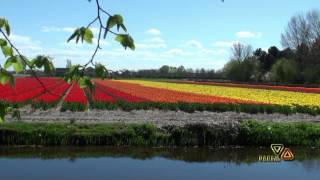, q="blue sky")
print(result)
[1,0,320,70]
